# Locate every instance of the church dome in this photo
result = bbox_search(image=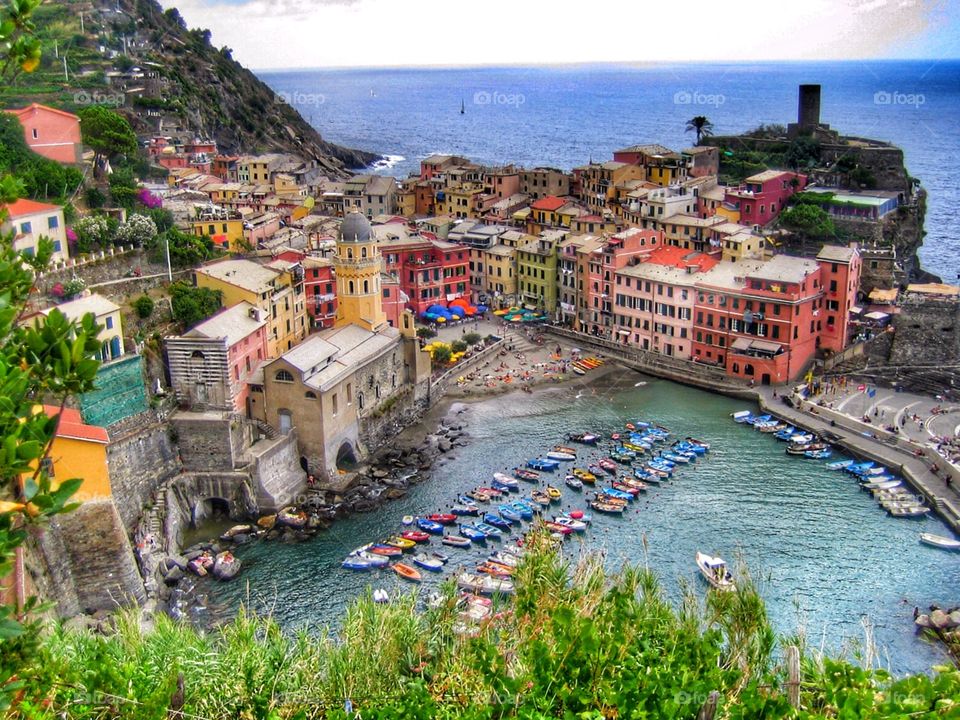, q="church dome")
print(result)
[339,212,372,243]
